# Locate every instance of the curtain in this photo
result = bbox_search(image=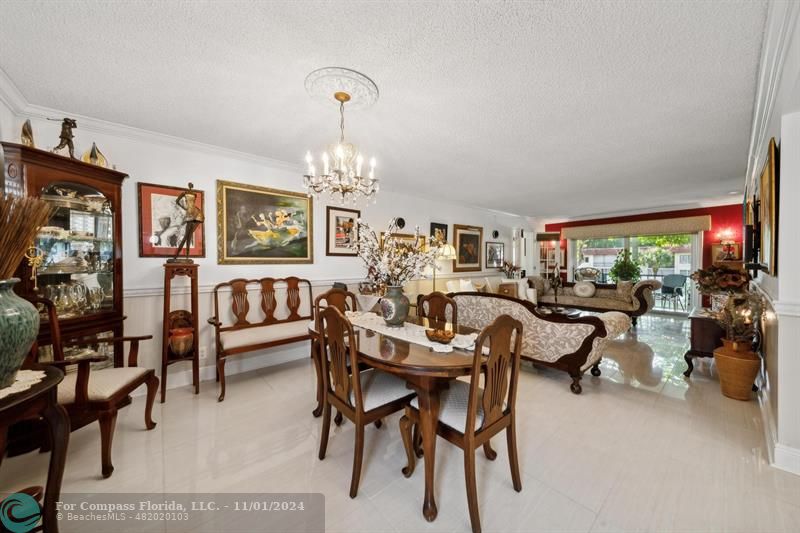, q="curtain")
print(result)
[560,215,711,240]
